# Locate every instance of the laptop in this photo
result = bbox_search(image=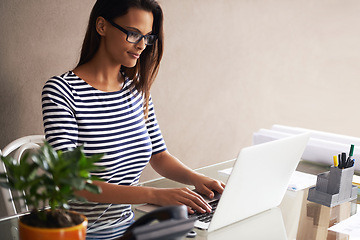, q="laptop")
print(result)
[136,133,310,232]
